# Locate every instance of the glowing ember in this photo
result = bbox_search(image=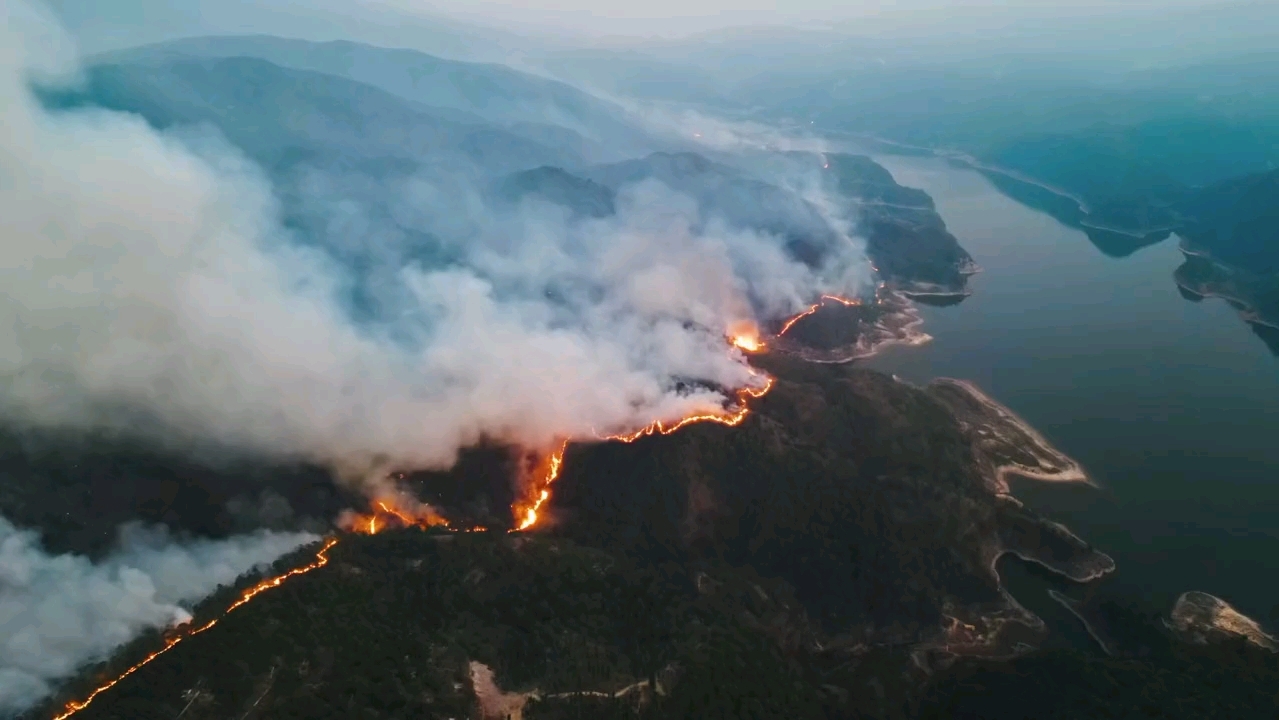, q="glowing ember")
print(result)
[53,537,340,720]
